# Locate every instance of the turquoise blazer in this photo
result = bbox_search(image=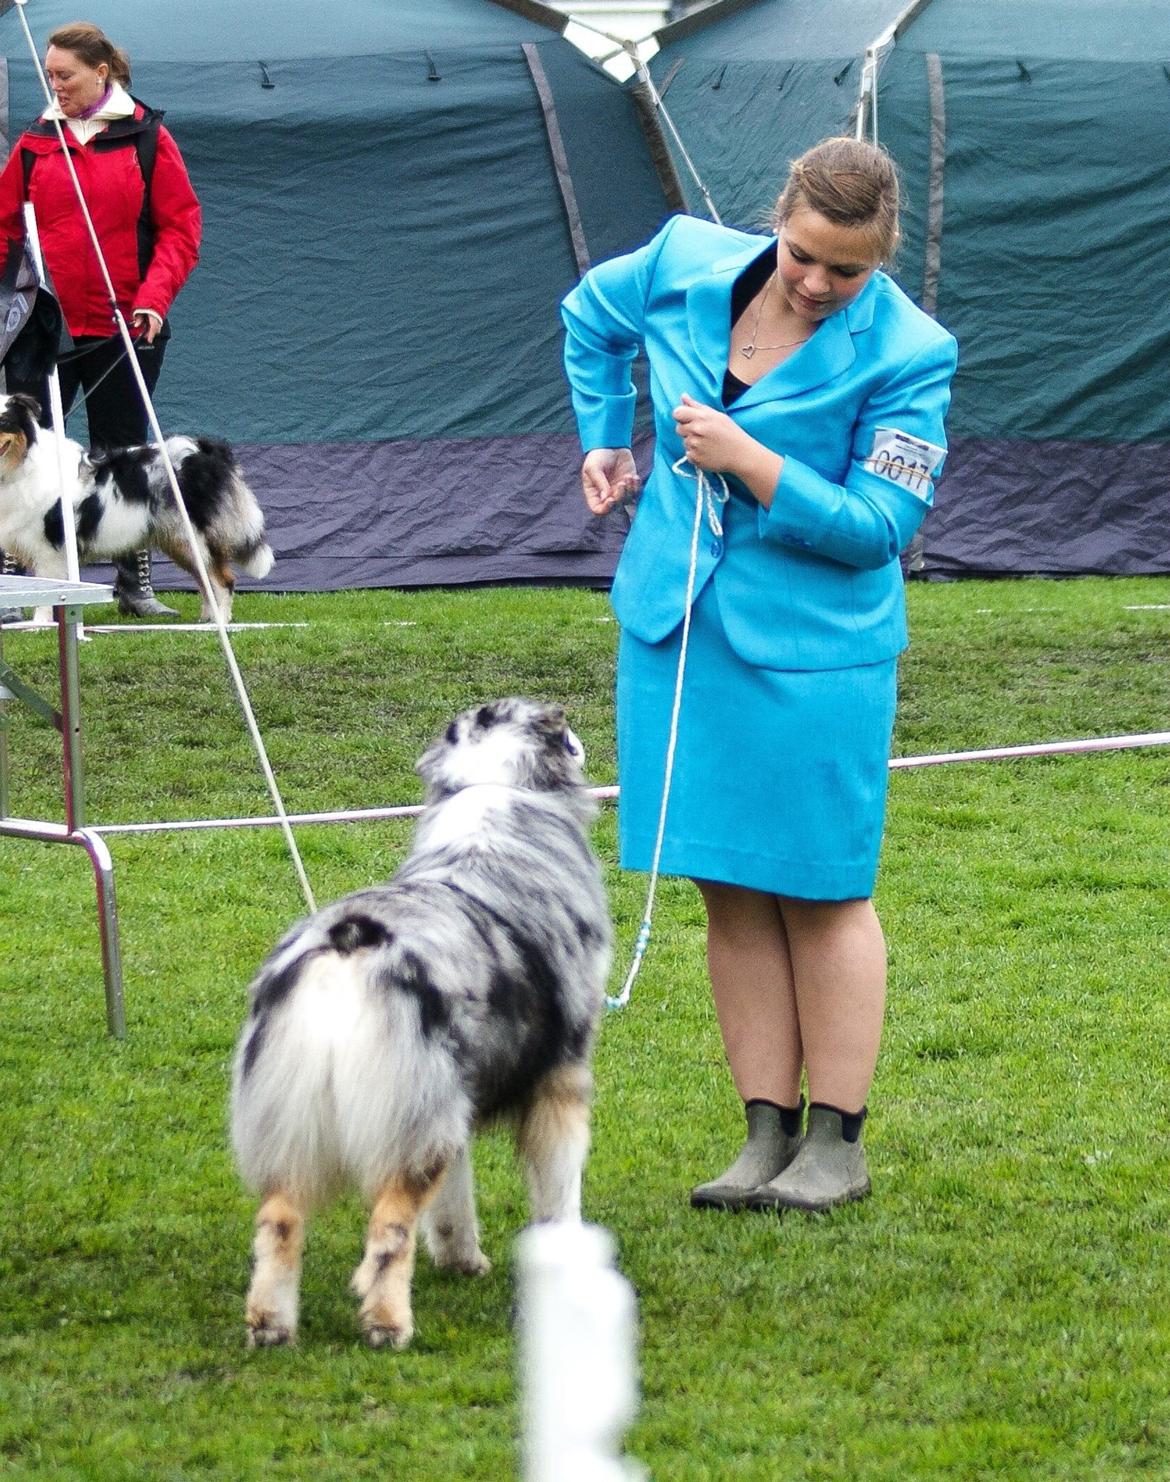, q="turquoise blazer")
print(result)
[561,215,958,671]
